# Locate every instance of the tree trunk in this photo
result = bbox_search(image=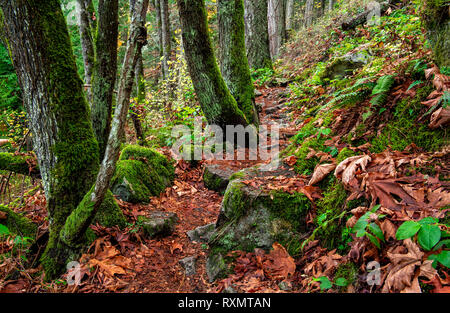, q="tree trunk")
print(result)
[0,0,101,278]
[243,0,272,70]
[60,0,150,248]
[91,0,120,160]
[132,53,147,144]
[176,0,249,129]
[154,0,163,76]
[304,0,314,28]
[218,0,259,125]
[77,0,95,103]
[328,0,334,12]
[285,0,294,32]
[420,0,449,68]
[160,0,171,79]
[268,0,286,59]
